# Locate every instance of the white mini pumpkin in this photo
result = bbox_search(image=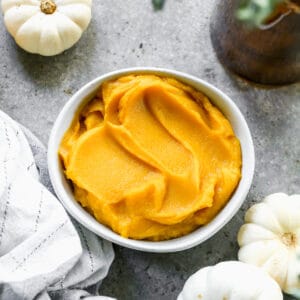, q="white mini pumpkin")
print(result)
[1,0,92,56]
[177,261,282,300]
[238,193,300,297]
